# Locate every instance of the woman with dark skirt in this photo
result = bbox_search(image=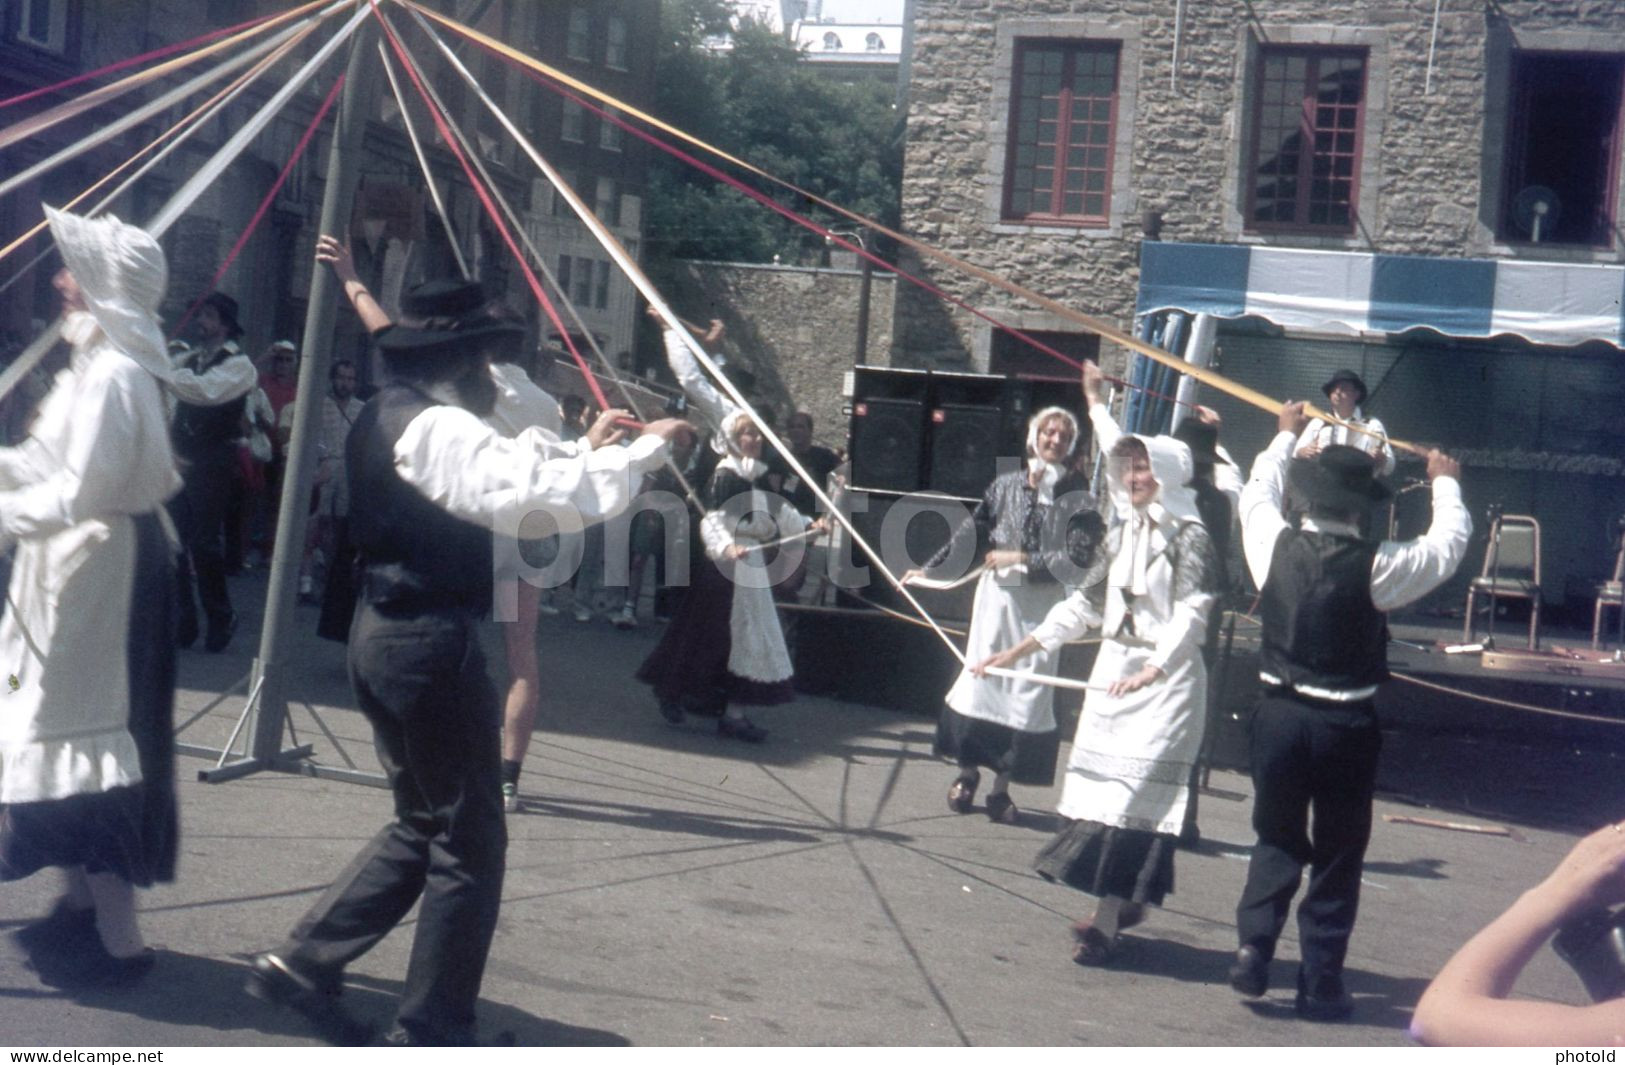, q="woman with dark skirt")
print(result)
[974,432,1216,964]
[637,319,823,743]
[903,407,1103,823]
[0,207,181,987]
